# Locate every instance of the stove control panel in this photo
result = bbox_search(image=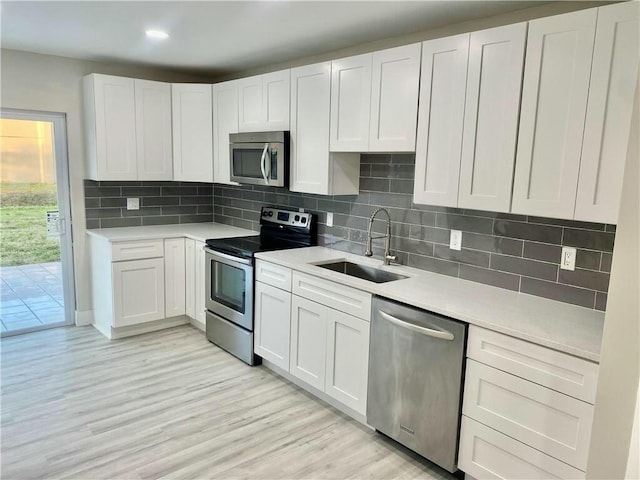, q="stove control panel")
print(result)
[261,207,313,229]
